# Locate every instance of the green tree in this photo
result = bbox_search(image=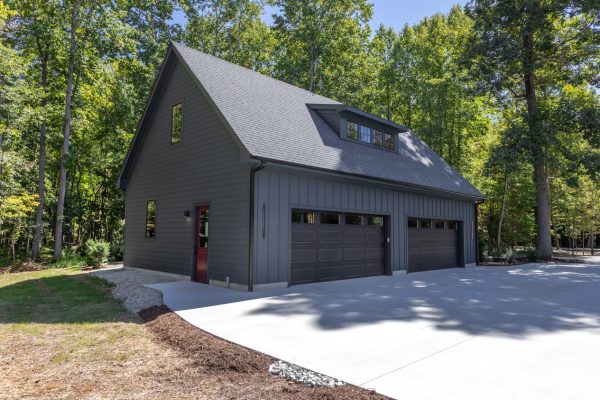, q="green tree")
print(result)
[182,0,275,71]
[269,0,372,93]
[467,0,600,260]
